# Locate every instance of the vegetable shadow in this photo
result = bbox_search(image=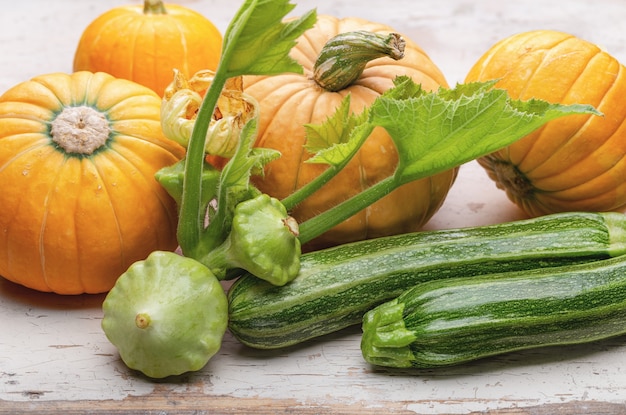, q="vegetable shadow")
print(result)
[365,333,626,379]
[0,276,106,310]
